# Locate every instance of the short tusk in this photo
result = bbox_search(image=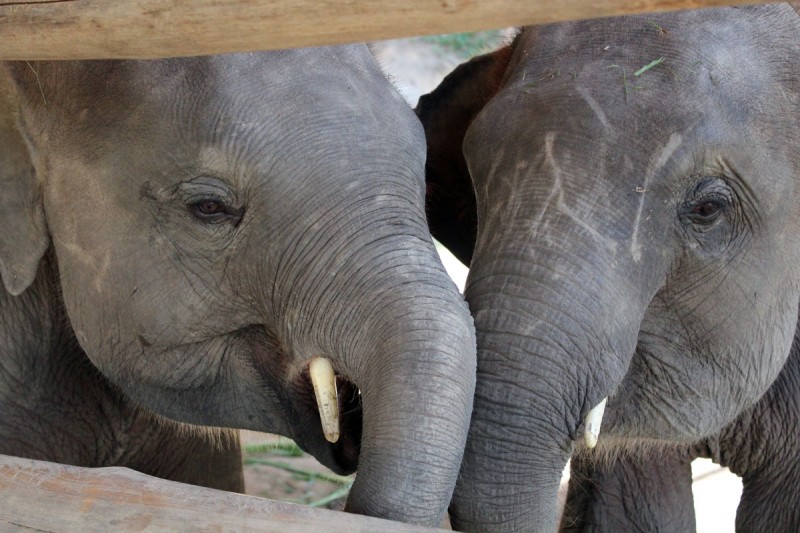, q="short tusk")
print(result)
[309,356,340,443]
[583,397,608,449]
